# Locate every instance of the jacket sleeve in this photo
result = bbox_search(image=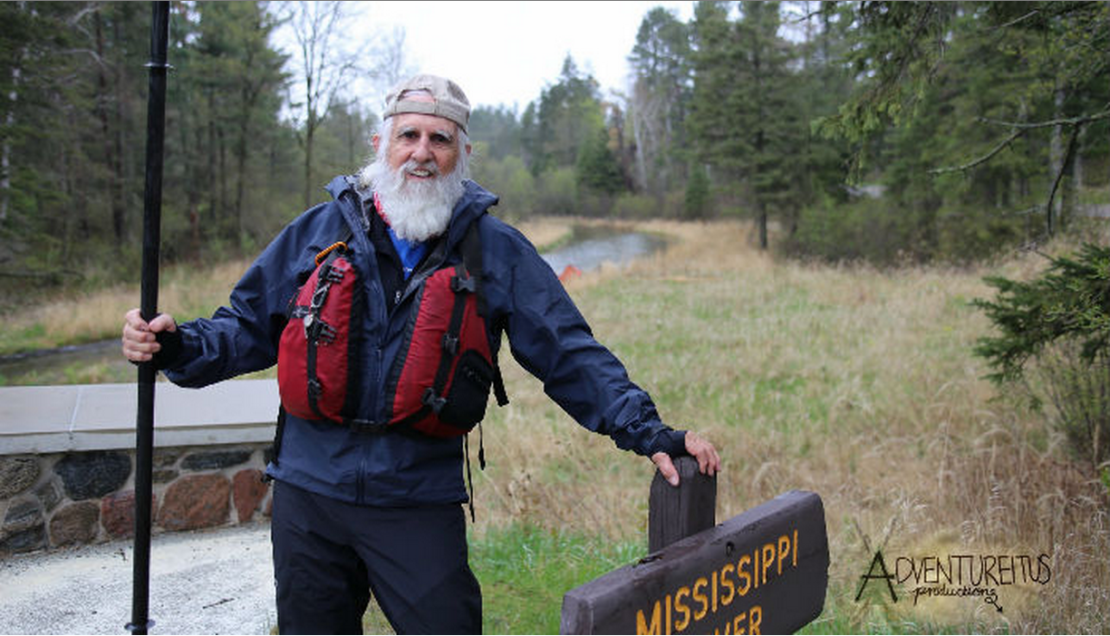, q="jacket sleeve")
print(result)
[161,204,333,388]
[489,226,687,458]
